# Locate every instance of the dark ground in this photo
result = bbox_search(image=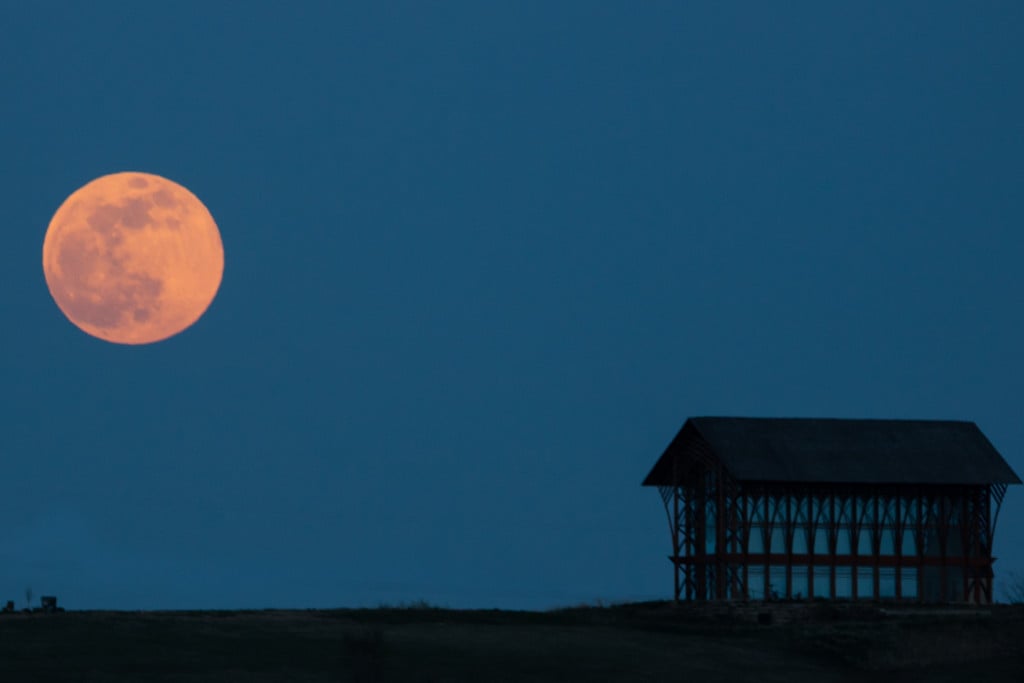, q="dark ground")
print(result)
[0,602,1021,682]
